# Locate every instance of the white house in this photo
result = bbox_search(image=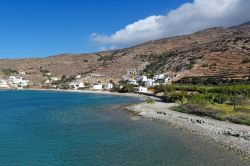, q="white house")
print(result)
[164,76,171,83]
[44,80,51,84]
[92,84,103,90]
[104,83,114,90]
[153,74,165,80]
[19,71,26,75]
[19,80,29,87]
[69,82,85,90]
[51,77,60,81]
[145,79,156,87]
[128,79,139,85]
[136,75,147,82]
[75,75,81,79]
[8,76,19,82]
[127,68,137,76]
[134,86,148,93]
[8,76,29,88]
[0,80,9,88]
